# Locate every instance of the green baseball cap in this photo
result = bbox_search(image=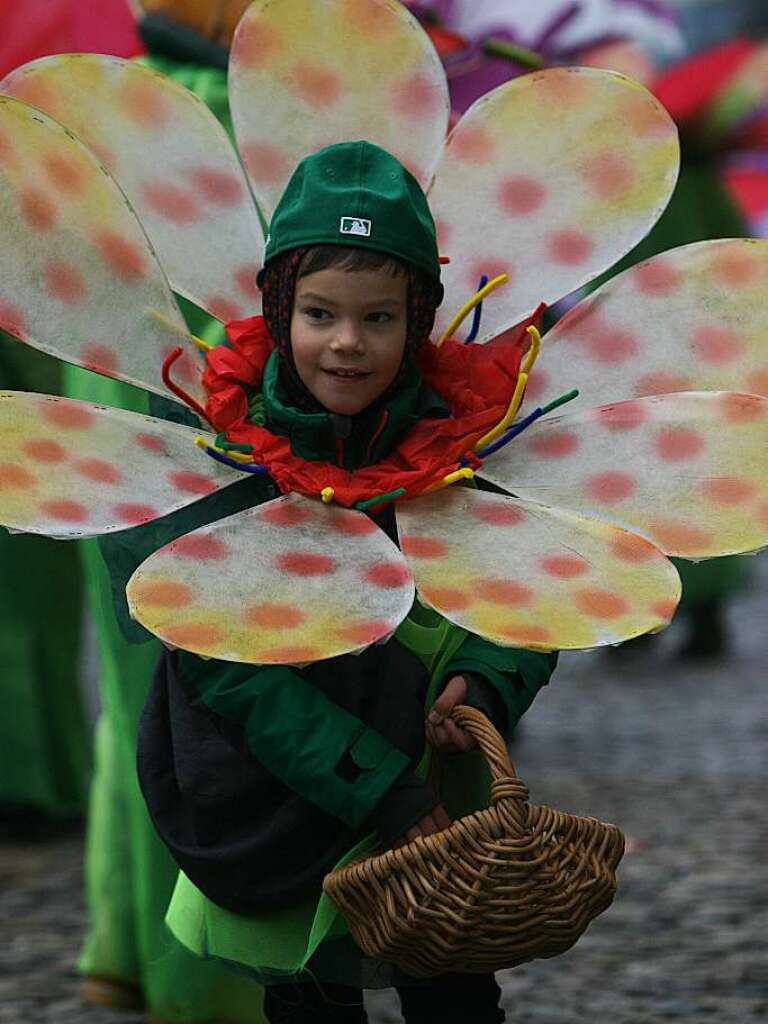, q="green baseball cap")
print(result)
[259,141,442,288]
